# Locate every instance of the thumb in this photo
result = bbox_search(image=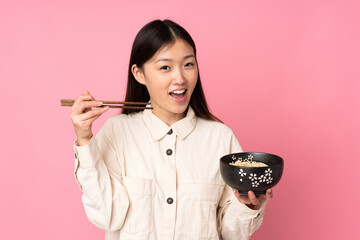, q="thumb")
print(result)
[84,89,90,95]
